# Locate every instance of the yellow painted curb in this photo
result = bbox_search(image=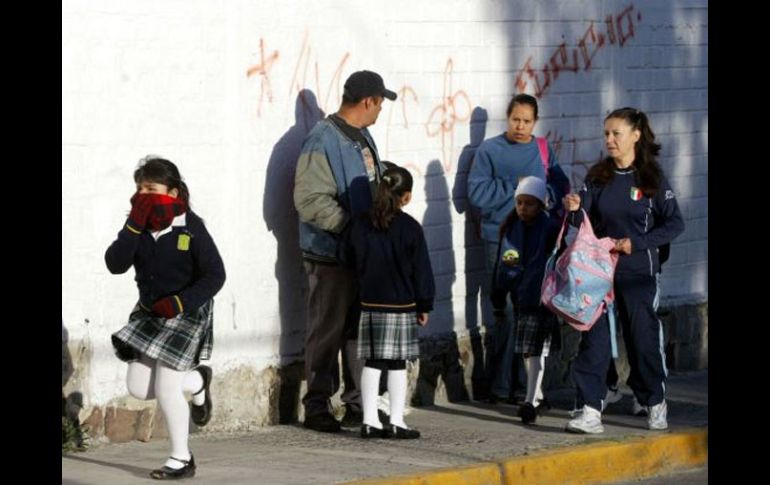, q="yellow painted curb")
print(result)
[344,462,502,485]
[500,429,708,484]
[343,429,707,485]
